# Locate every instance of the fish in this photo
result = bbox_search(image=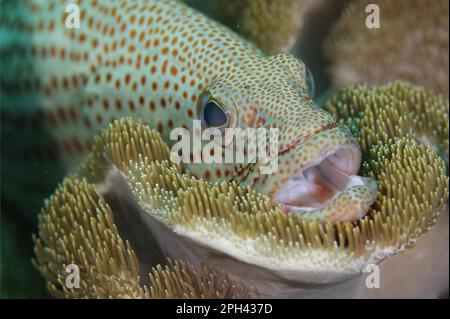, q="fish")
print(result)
[0,0,377,223]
